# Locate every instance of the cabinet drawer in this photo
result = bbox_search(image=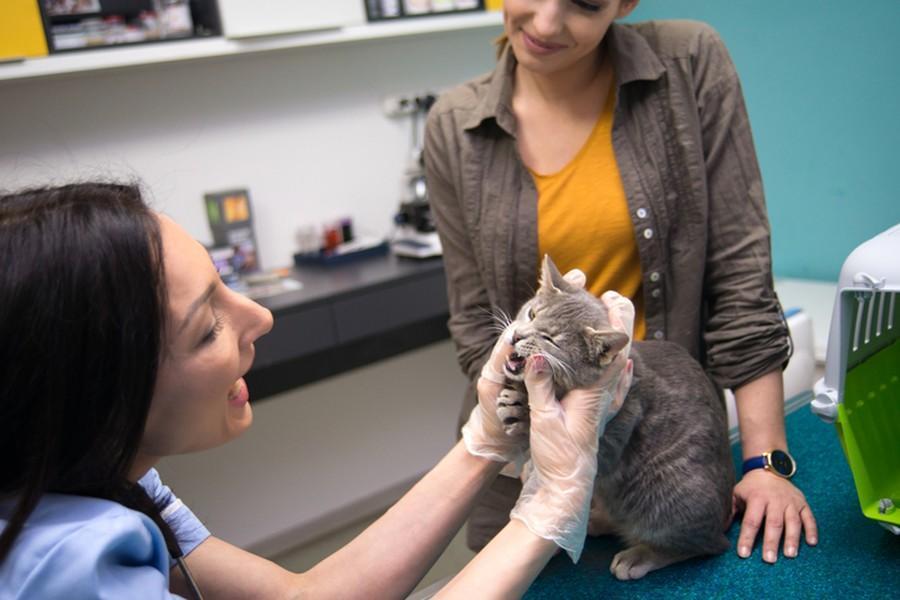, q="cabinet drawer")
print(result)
[253,304,336,368]
[333,273,448,344]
